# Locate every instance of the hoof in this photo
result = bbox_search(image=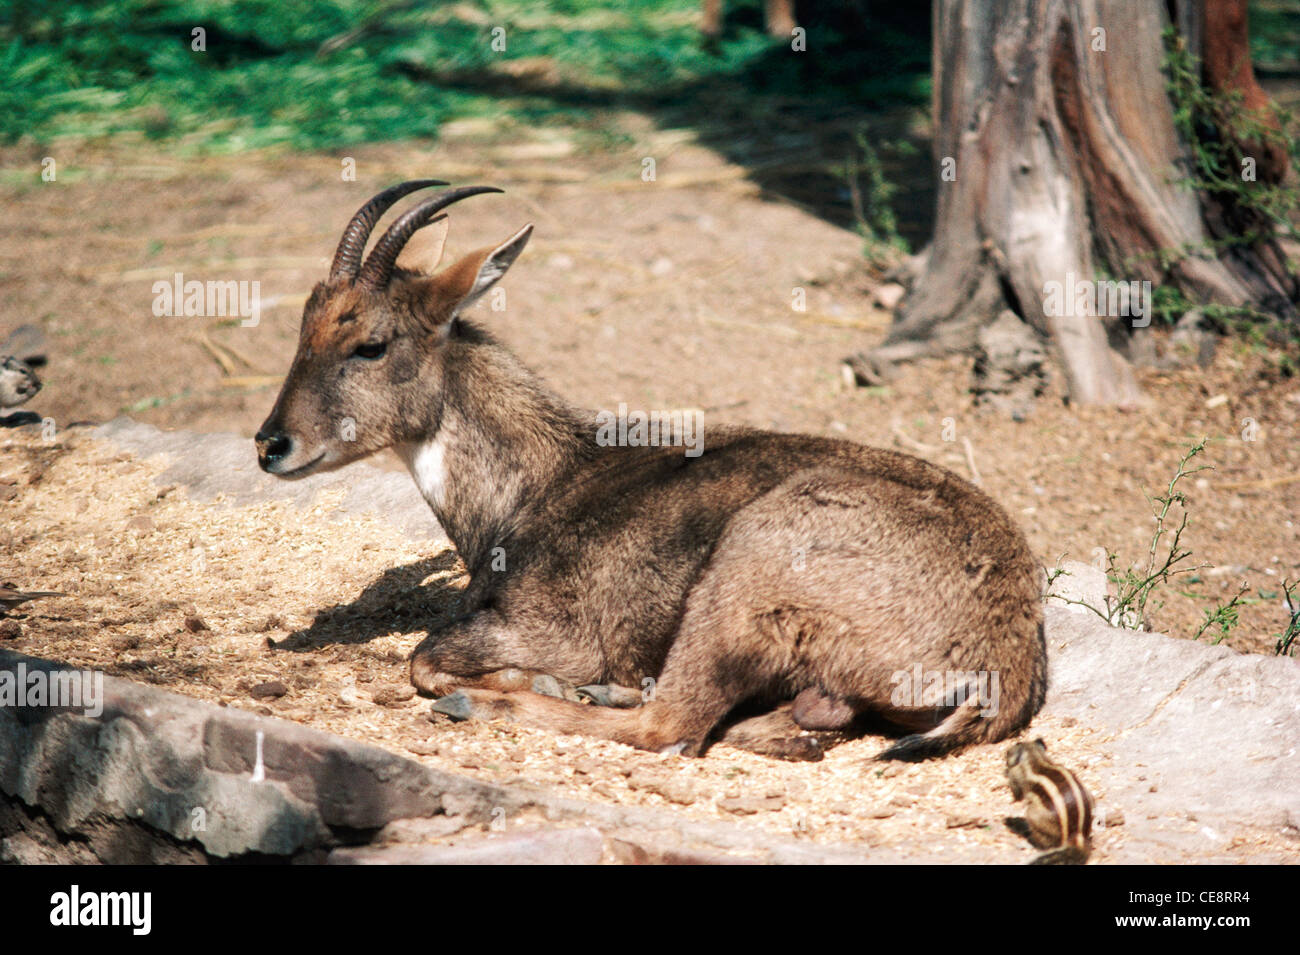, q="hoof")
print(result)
[577,684,643,708]
[531,674,564,698]
[742,735,825,762]
[430,691,474,722]
[776,736,825,762]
